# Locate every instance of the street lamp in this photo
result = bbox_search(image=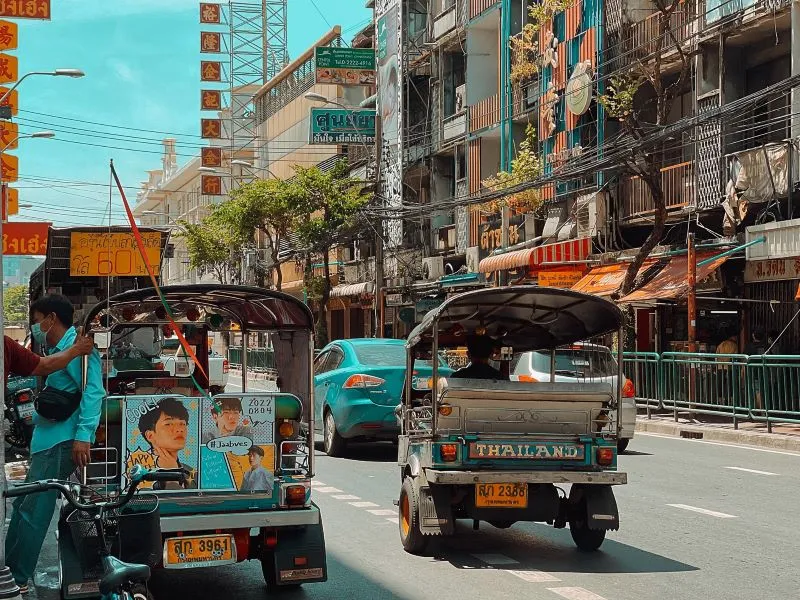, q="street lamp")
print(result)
[230,160,280,180]
[0,130,56,600]
[0,69,84,104]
